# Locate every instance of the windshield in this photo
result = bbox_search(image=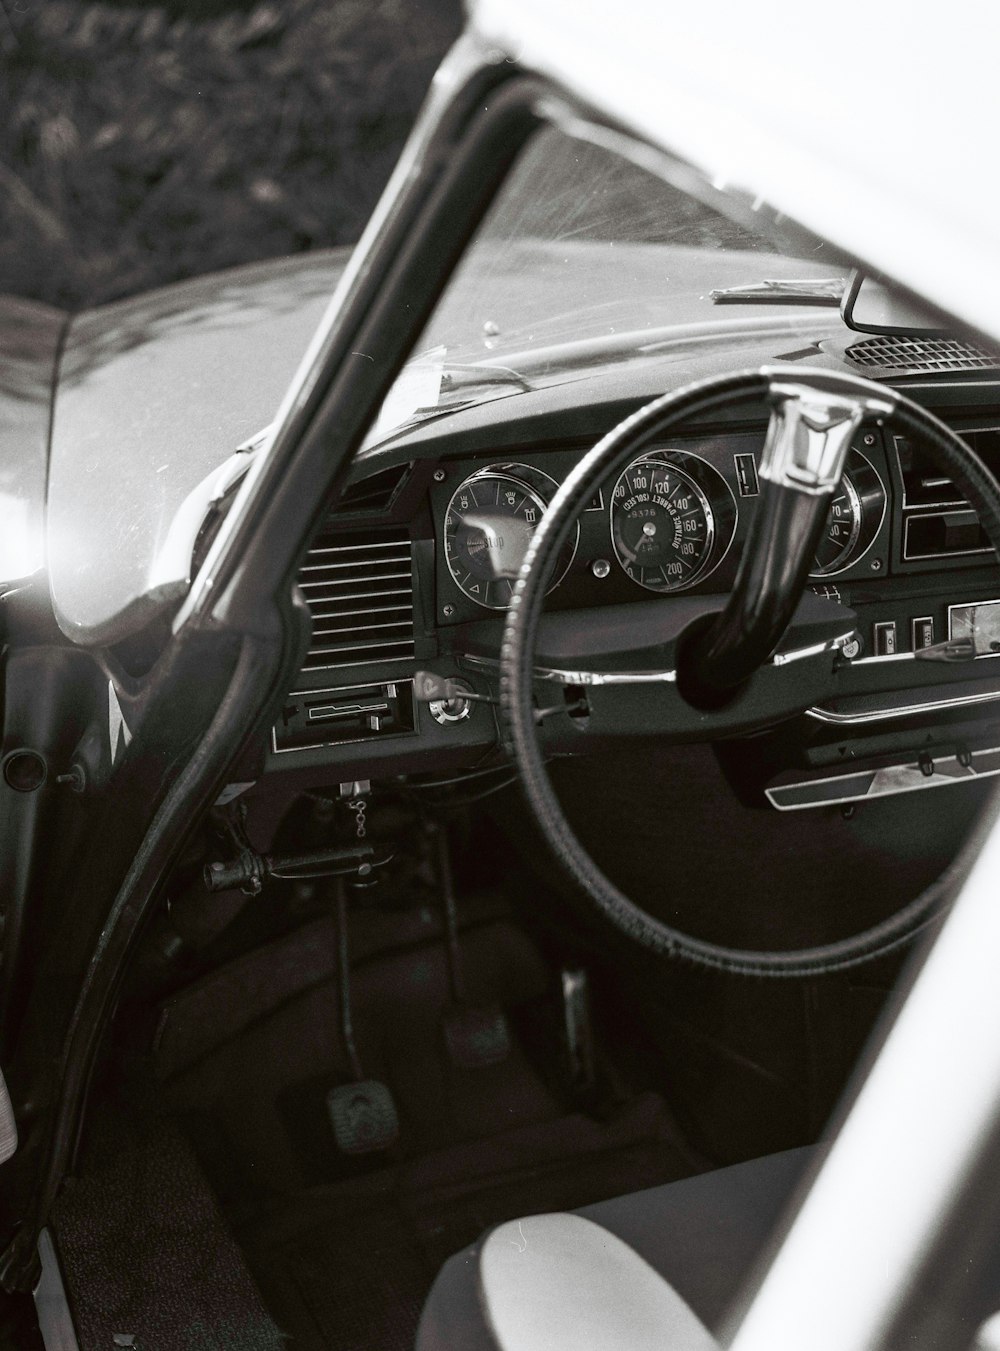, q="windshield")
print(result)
[368,123,849,440]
